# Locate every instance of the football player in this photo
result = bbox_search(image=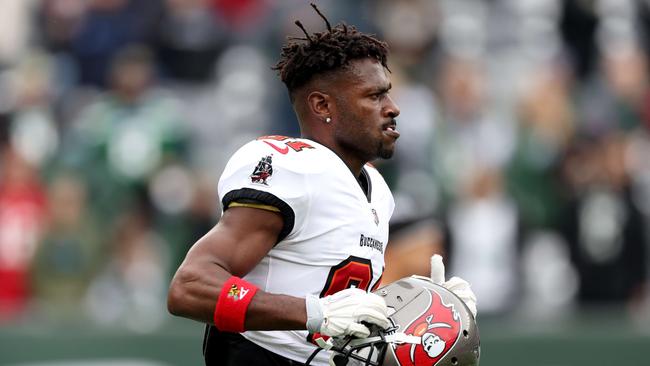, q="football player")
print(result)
[167,4,476,366]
